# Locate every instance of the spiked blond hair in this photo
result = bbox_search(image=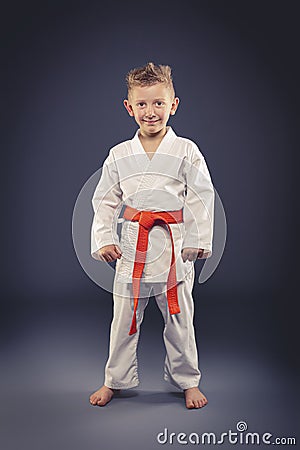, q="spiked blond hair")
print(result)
[125,62,175,100]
